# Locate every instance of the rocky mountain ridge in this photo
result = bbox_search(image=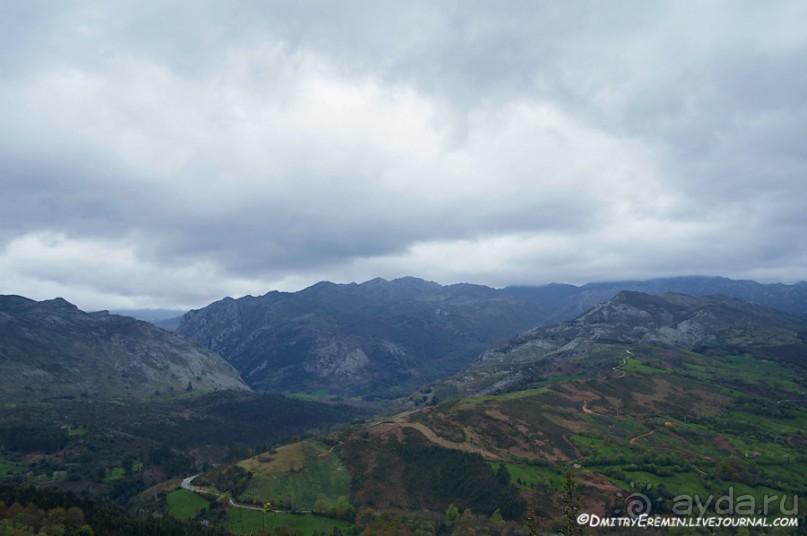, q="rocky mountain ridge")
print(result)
[0,295,249,402]
[413,290,807,402]
[175,277,548,398]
